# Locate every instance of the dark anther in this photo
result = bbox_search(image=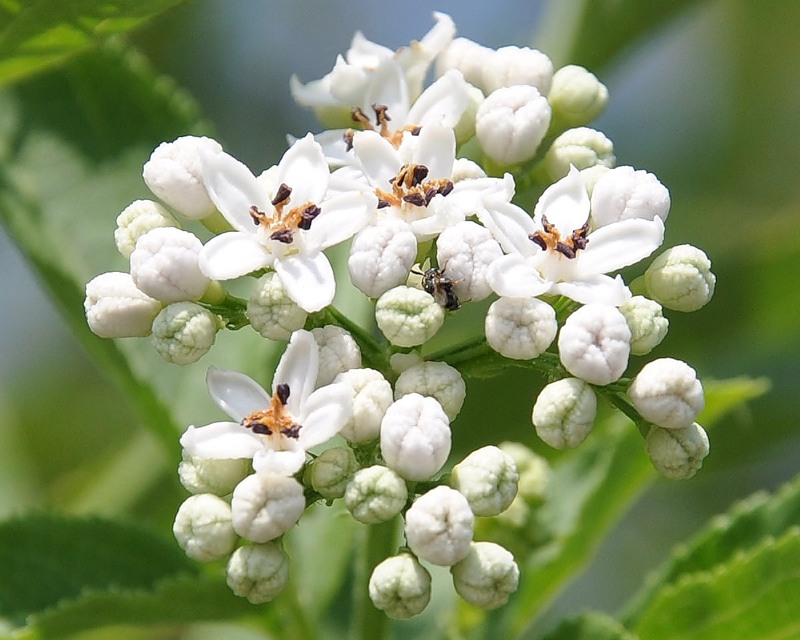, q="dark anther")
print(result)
[276,383,291,405]
[409,126,422,136]
[377,198,390,209]
[343,130,355,152]
[411,164,429,187]
[271,183,292,206]
[298,204,321,230]
[249,422,272,435]
[372,103,391,124]
[403,193,427,207]
[424,188,437,206]
[571,223,590,251]
[249,205,264,226]
[556,242,576,259]
[283,424,302,439]
[270,229,294,244]
[529,233,547,251]
[351,106,369,124]
[438,180,454,197]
